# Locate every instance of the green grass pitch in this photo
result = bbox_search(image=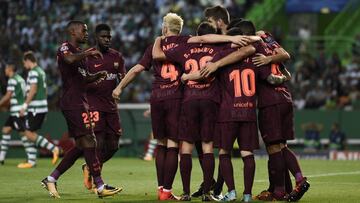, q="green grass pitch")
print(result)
[1,158,360,202]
